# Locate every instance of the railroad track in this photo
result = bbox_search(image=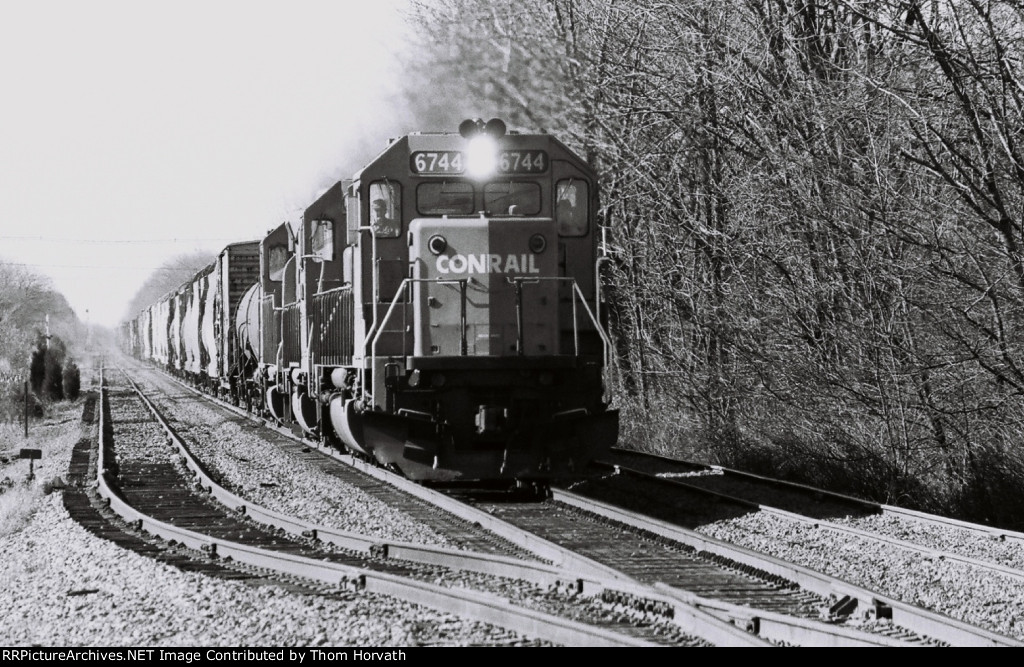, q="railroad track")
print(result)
[600,448,1024,555]
[131,368,541,562]
[585,448,1024,643]
[84,364,756,646]
[101,357,1021,646]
